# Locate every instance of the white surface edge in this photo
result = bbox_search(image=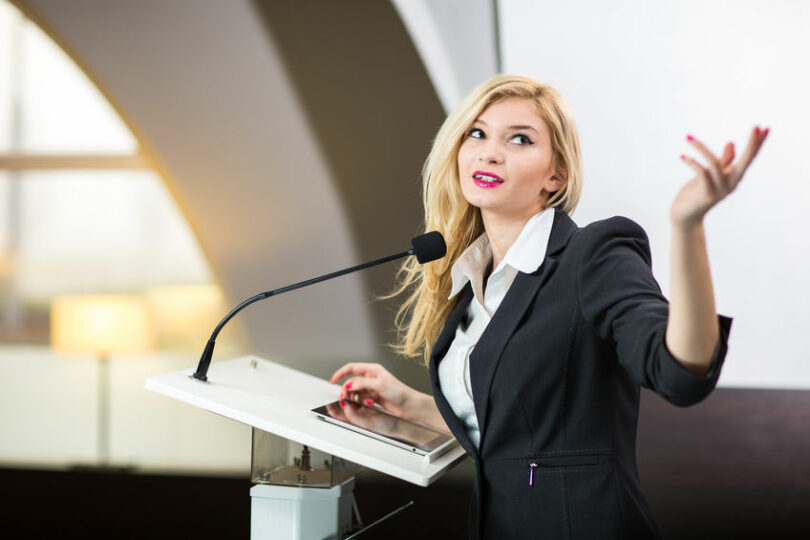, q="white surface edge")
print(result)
[145,356,467,486]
